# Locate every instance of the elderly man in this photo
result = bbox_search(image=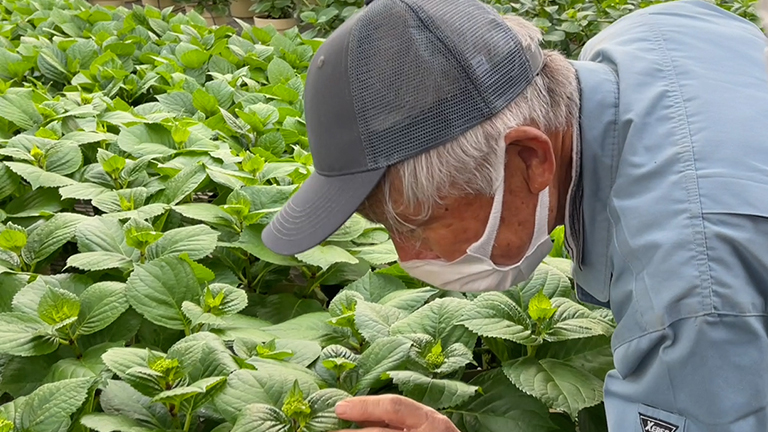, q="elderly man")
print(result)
[262,0,768,430]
